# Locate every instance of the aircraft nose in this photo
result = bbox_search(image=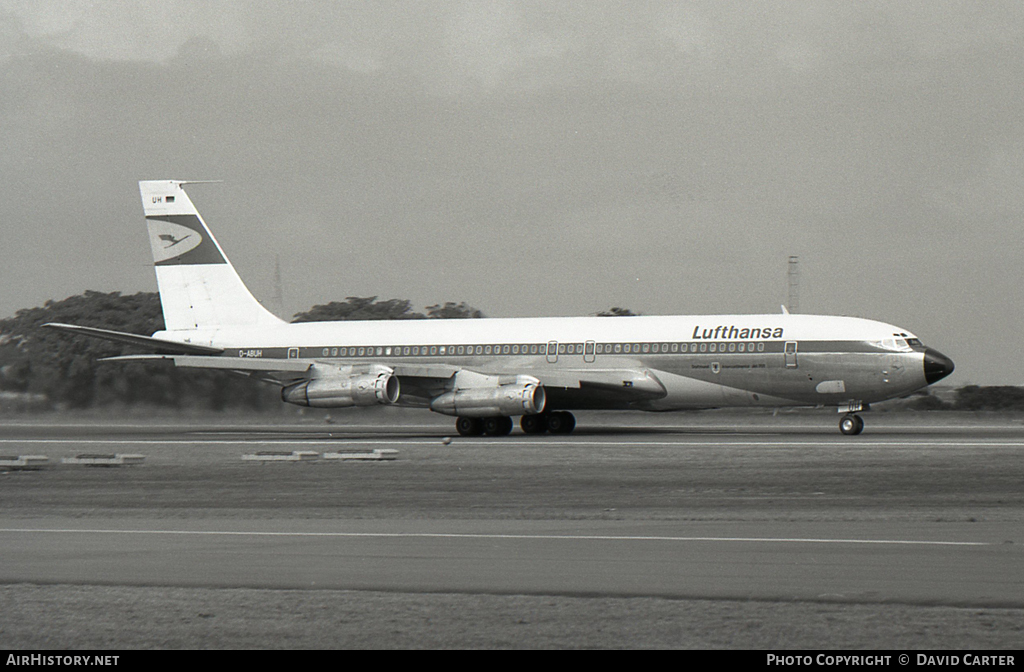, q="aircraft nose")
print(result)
[923,349,954,384]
